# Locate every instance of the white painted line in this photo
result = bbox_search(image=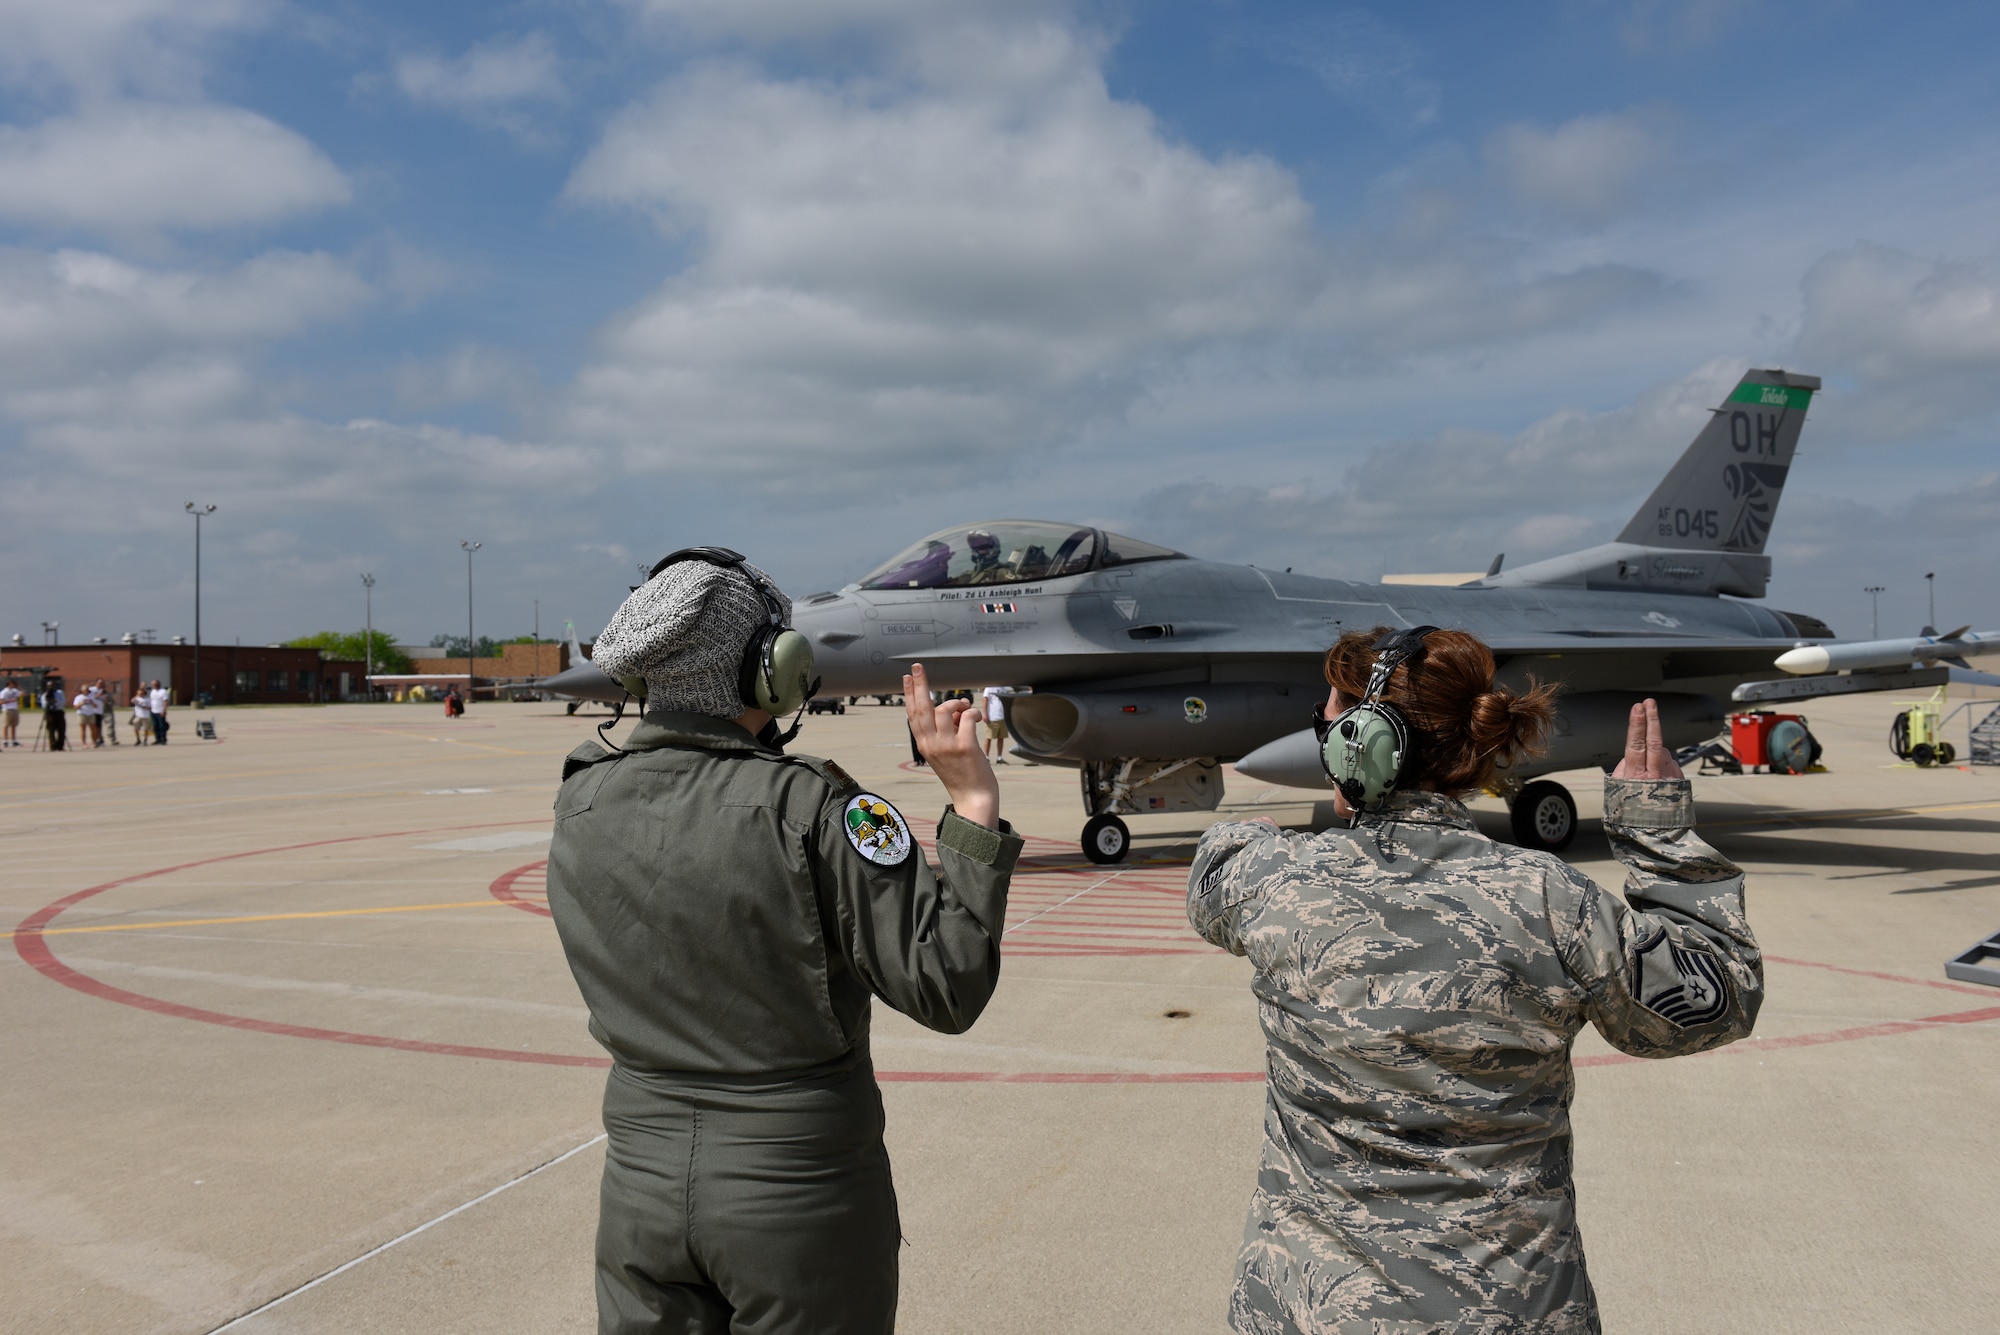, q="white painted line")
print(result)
[1003,870,1126,935]
[206,1132,606,1334]
[415,829,551,852]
